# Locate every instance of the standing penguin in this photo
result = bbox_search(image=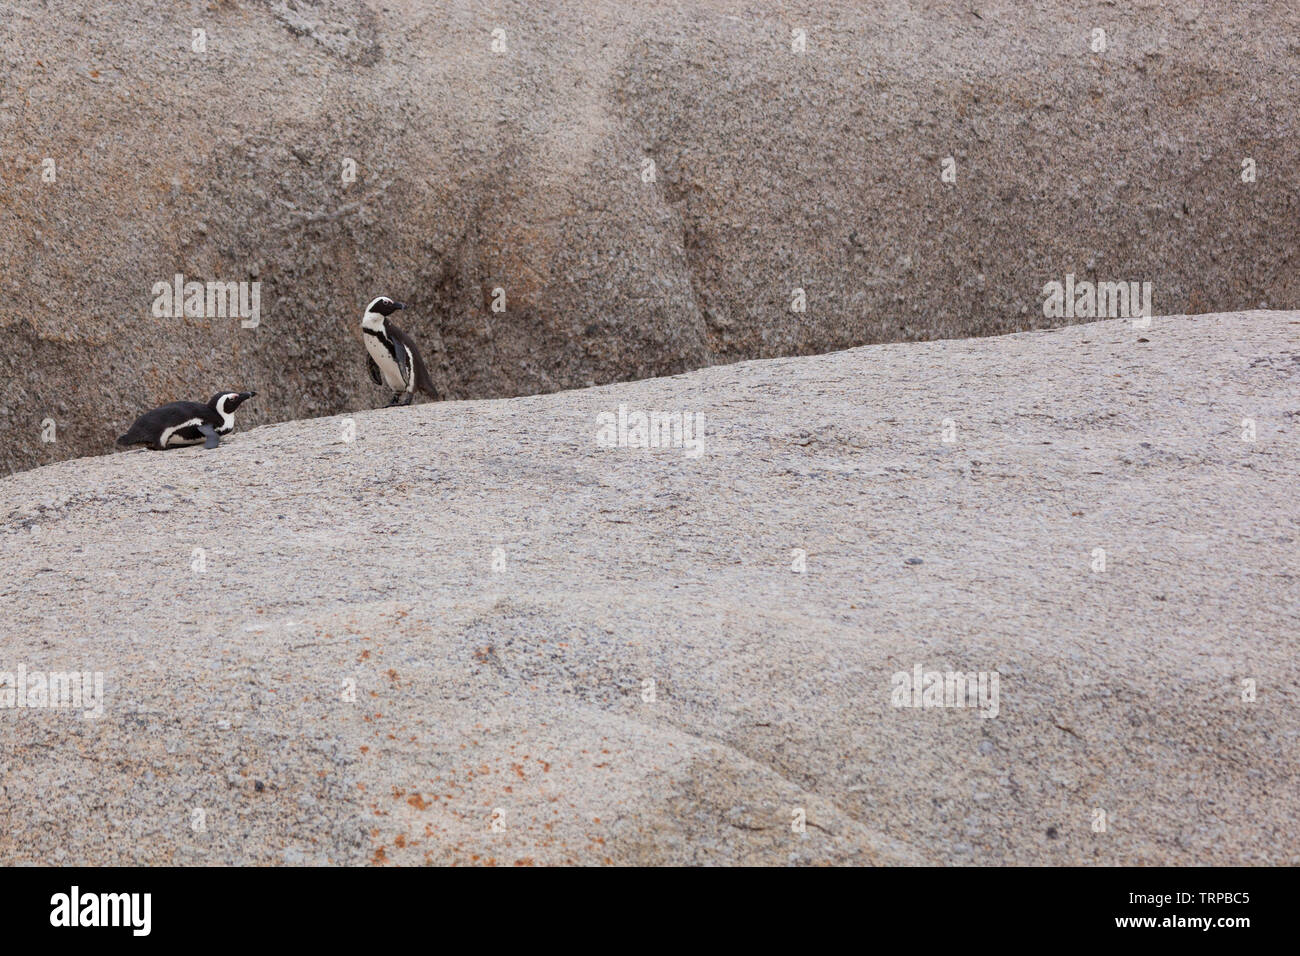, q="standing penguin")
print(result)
[361,296,436,407]
[116,391,257,450]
